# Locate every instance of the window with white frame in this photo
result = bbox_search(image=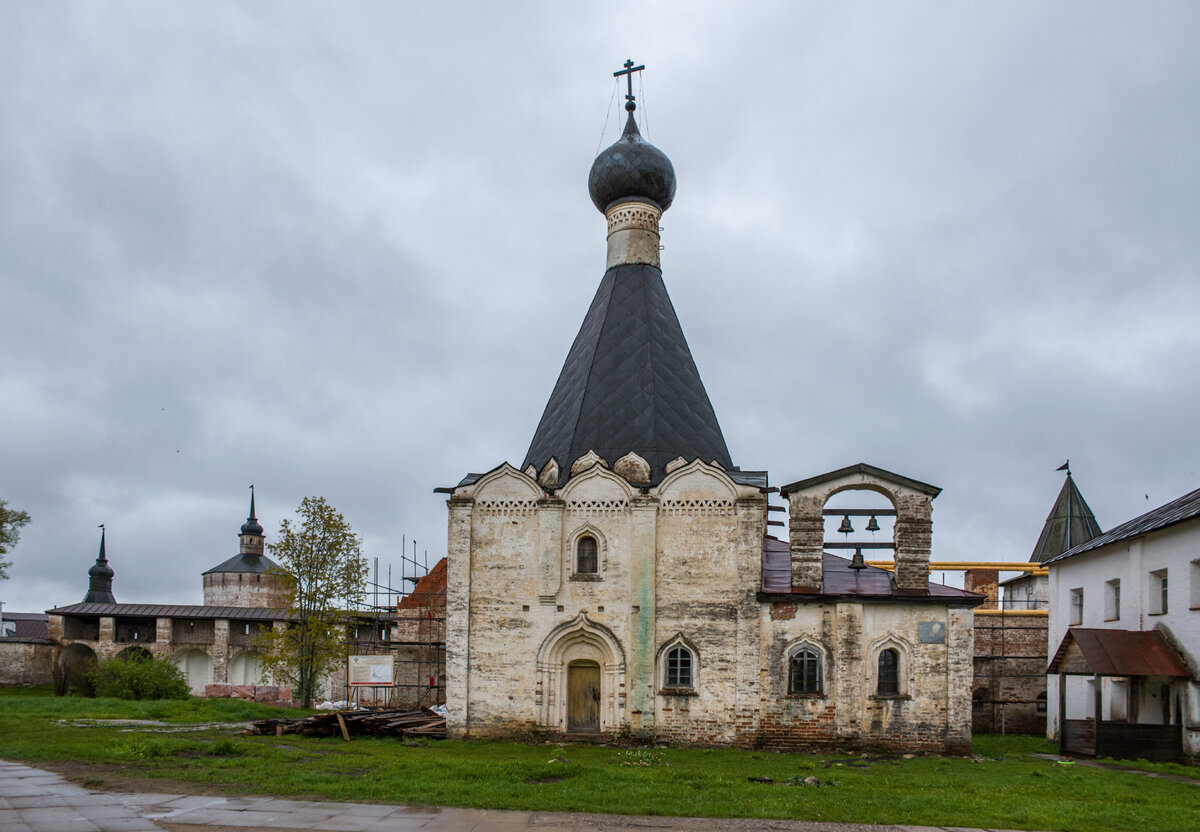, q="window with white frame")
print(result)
[1069,588,1084,625]
[1149,569,1168,615]
[788,645,823,696]
[1104,579,1120,621]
